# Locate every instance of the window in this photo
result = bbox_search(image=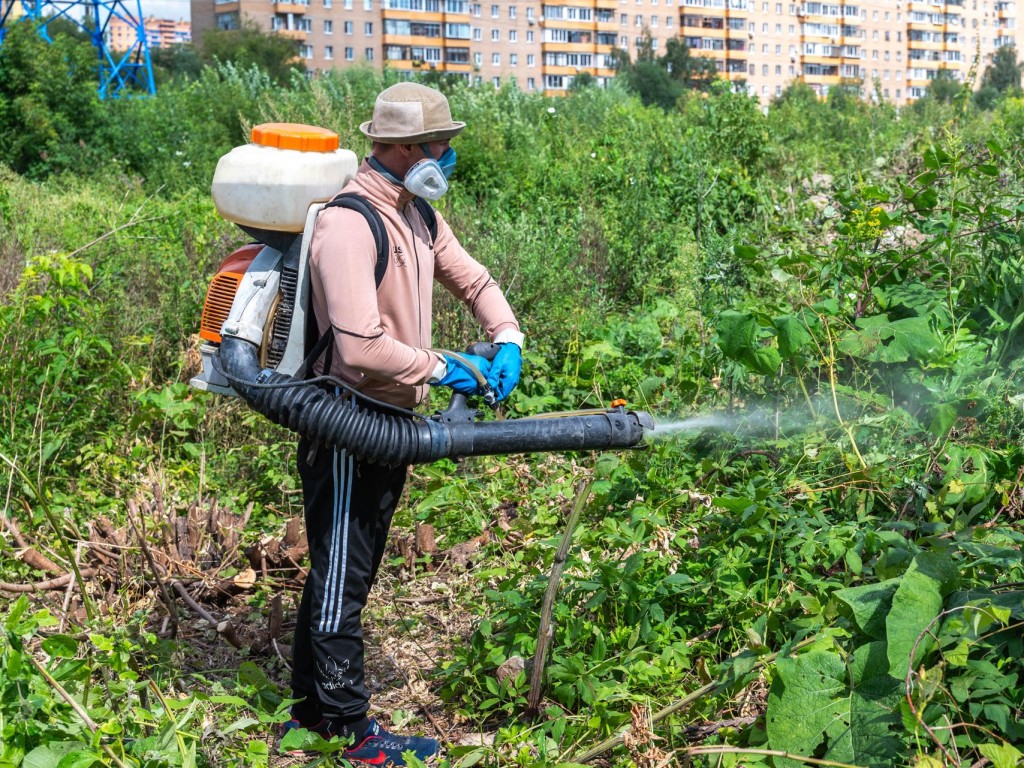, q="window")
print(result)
[509,4,516,16]
[775,64,781,74]
[364,0,372,8]
[635,13,642,25]
[492,76,500,86]
[344,0,351,8]
[510,52,518,64]
[527,77,535,89]
[474,51,482,64]
[344,20,353,33]
[325,44,334,58]
[492,52,500,64]
[621,12,627,23]
[665,14,672,26]
[364,21,373,34]
[788,24,794,33]
[473,27,482,39]
[491,3,498,16]
[324,0,331,7]
[527,6,534,19]
[472,2,480,14]
[651,15,658,26]
[324,19,333,32]
[526,30,534,41]
[775,44,781,53]
[301,43,314,57]
[215,12,239,29]
[762,63,768,74]
[509,29,517,41]
[365,47,374,59]
[748,62,755,74]
[345,46,354,59]
[527,53,535,65]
